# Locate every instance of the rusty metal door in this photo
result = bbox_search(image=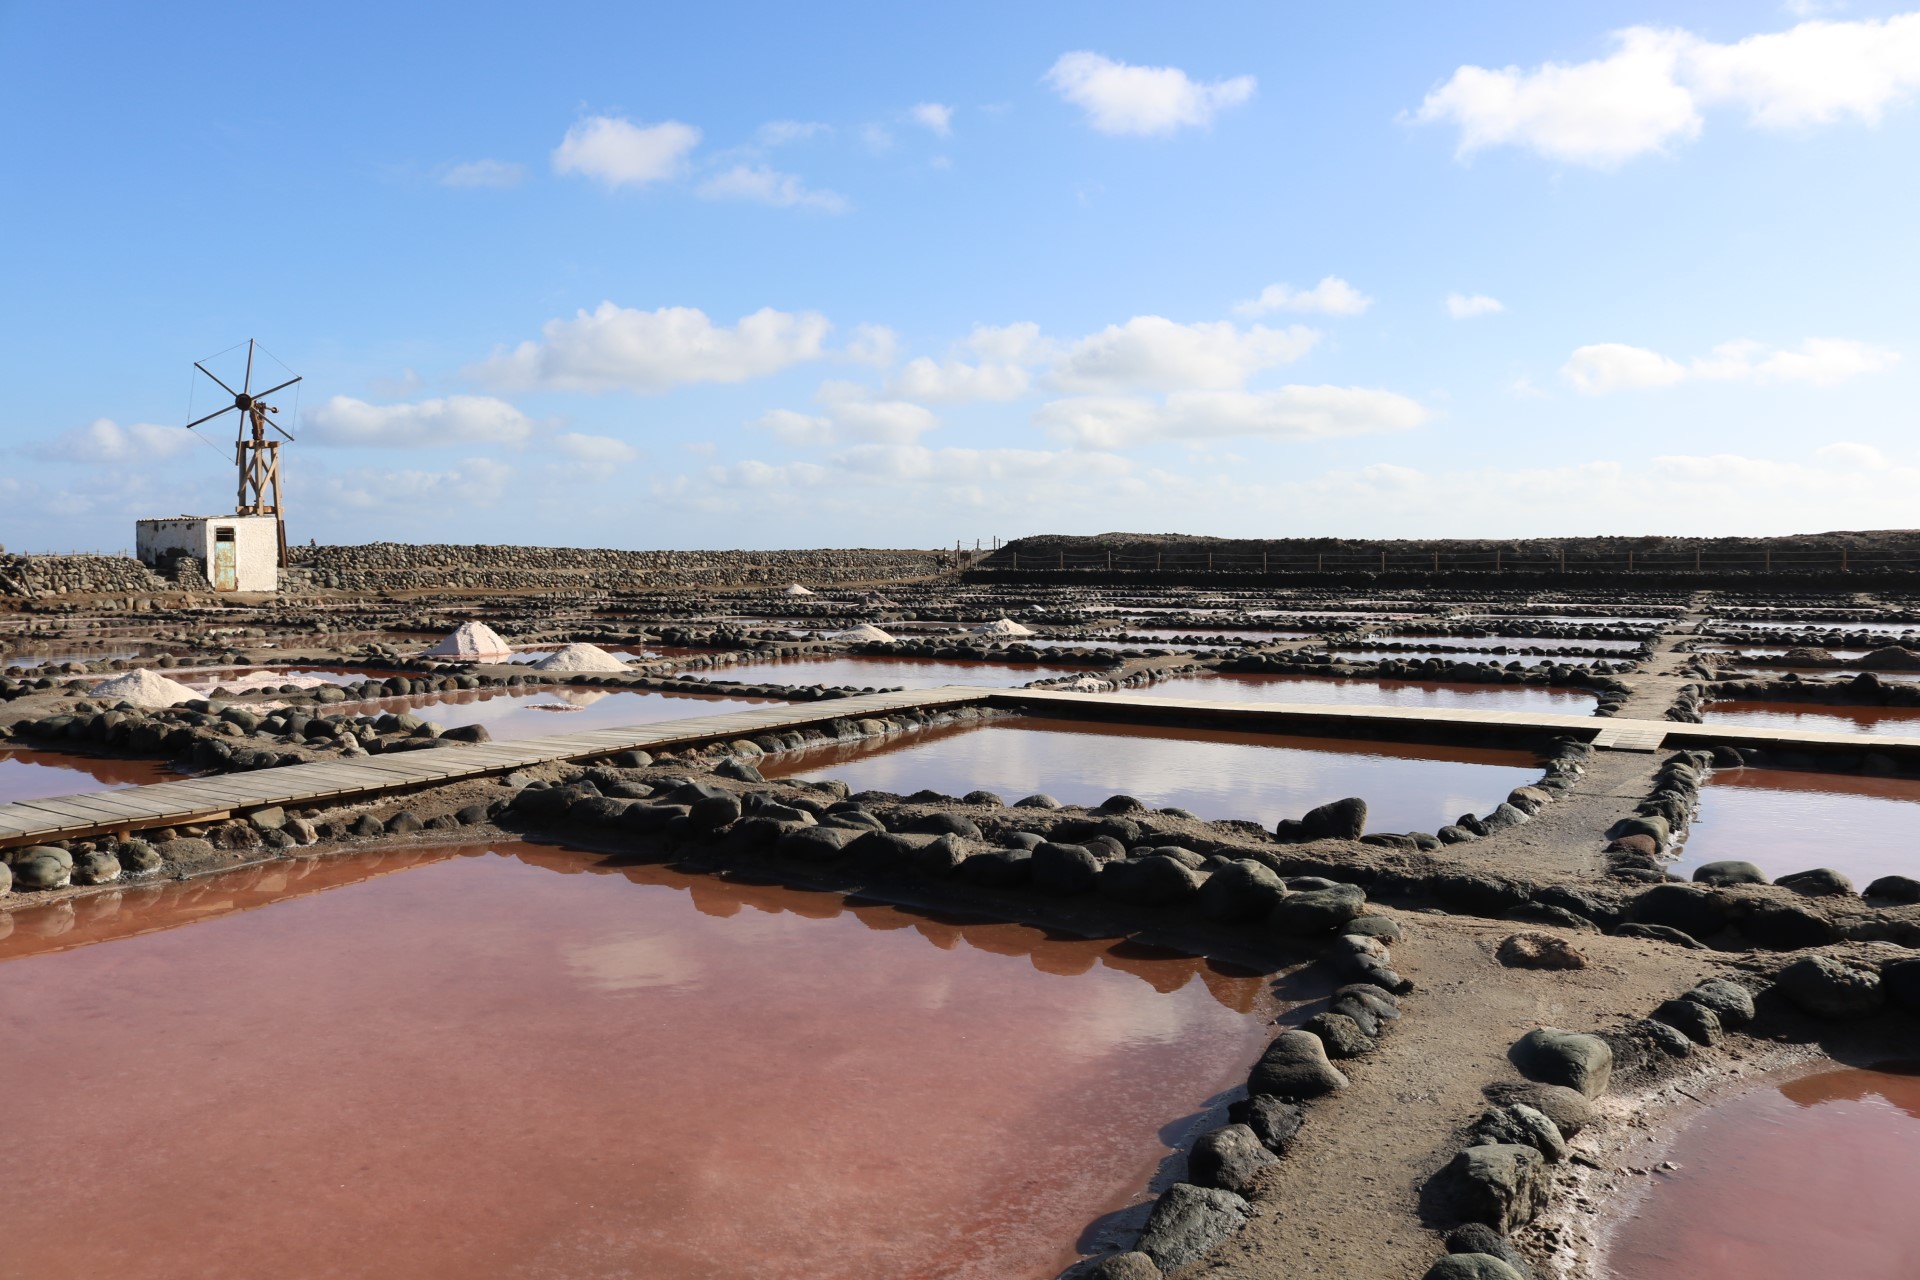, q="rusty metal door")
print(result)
[213,530,238,591]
